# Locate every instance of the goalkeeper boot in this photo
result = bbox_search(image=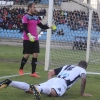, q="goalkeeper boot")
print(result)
[30,84,41,100]
[19,69,24,76]
[0,79,12,89]
[31,72,40,78]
